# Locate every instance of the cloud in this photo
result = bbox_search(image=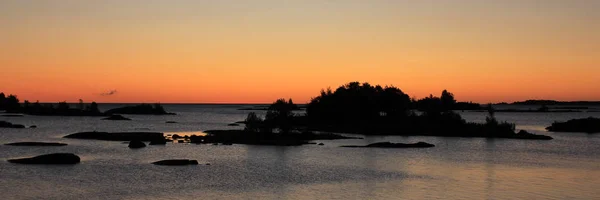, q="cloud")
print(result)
[100,90,118,96]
